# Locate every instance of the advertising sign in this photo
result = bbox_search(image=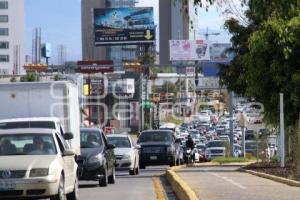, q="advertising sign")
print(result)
[76,60,114,74]
[169,40,208,61]
[130,102,140,127]
[185,66,195,76]
[210,43,232,62]
[42,43,52,58]
[94,7,155,45]
[107,79,135,94]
